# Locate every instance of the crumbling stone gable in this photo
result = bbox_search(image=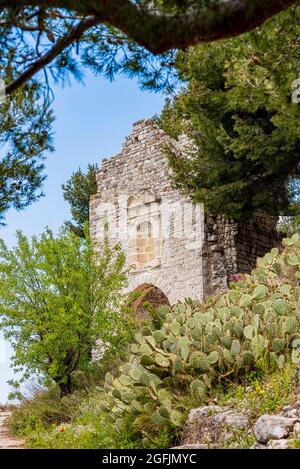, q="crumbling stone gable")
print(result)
[90,119,280,306]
